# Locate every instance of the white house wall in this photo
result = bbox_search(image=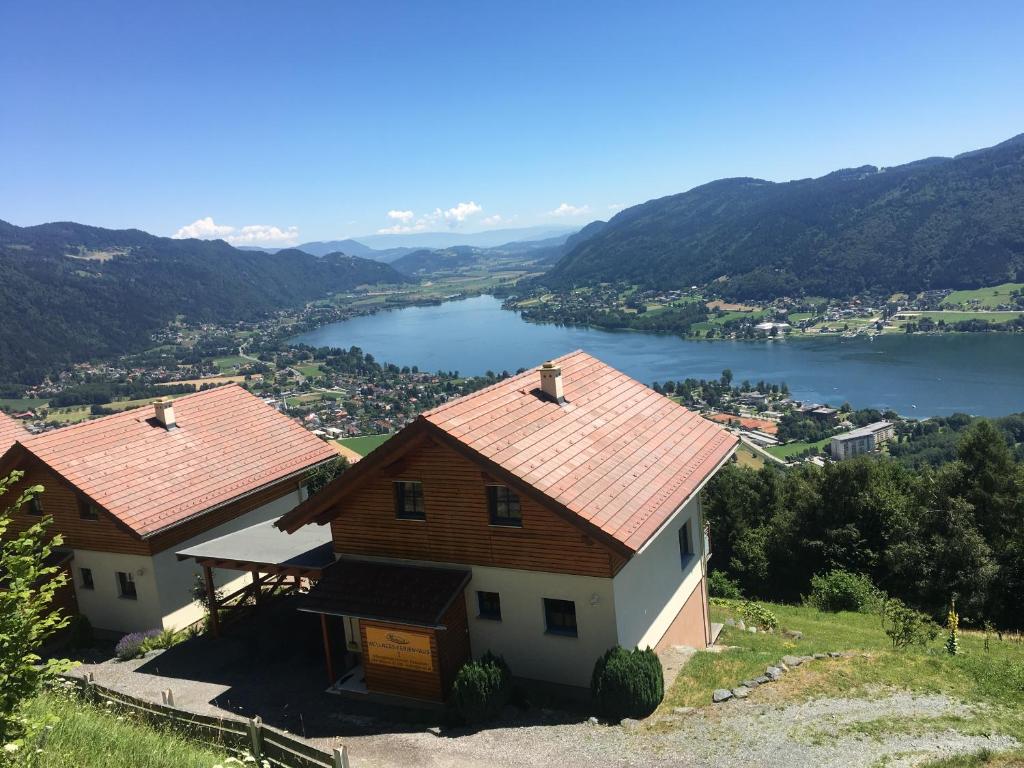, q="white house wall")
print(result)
[69,549,165,633]
[612,495,705,650]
